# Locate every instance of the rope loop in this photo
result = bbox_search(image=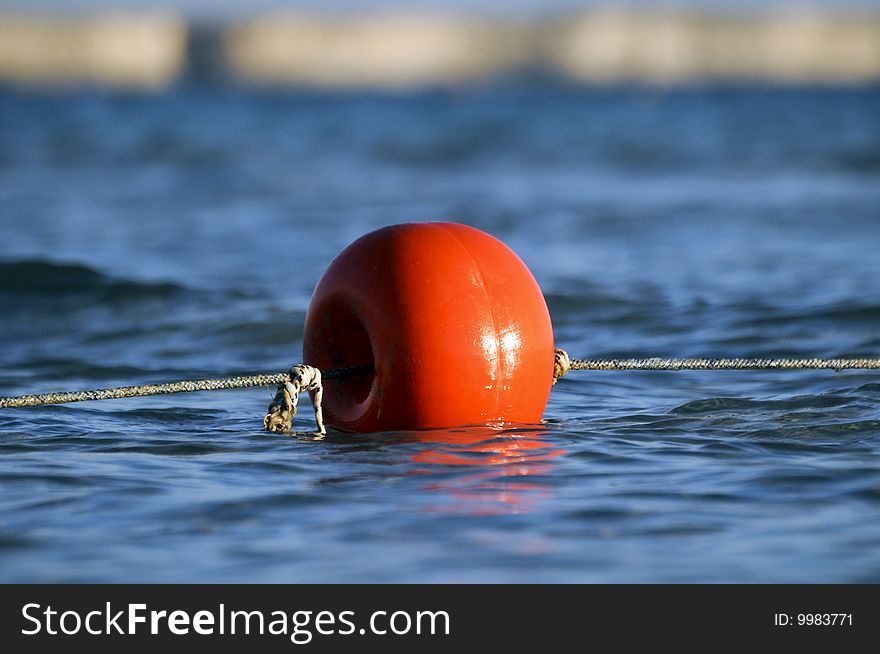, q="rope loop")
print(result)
[263,364,326,435]
[553,348,571,384]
